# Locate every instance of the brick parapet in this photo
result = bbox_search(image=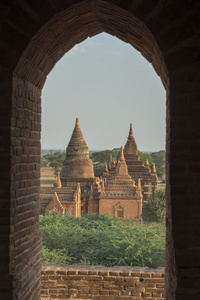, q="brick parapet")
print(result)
[41,265,165,299]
